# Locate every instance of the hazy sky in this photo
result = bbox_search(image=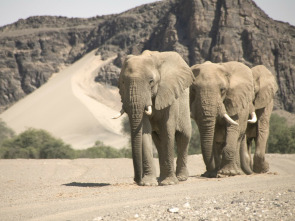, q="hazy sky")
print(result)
[0,0,294,27]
